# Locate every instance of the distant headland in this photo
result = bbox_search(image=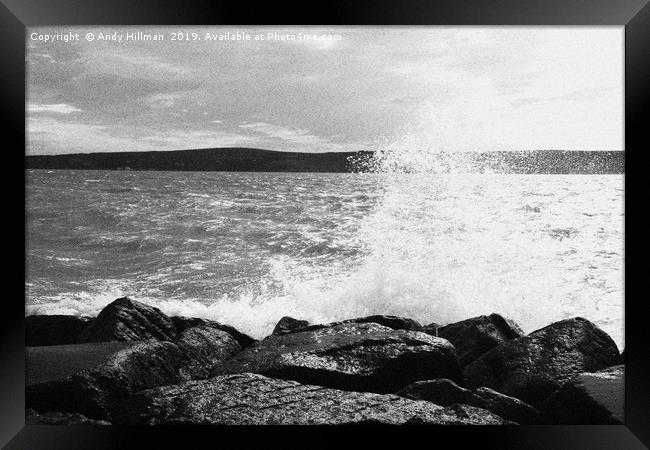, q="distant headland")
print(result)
[25,148,624,174]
